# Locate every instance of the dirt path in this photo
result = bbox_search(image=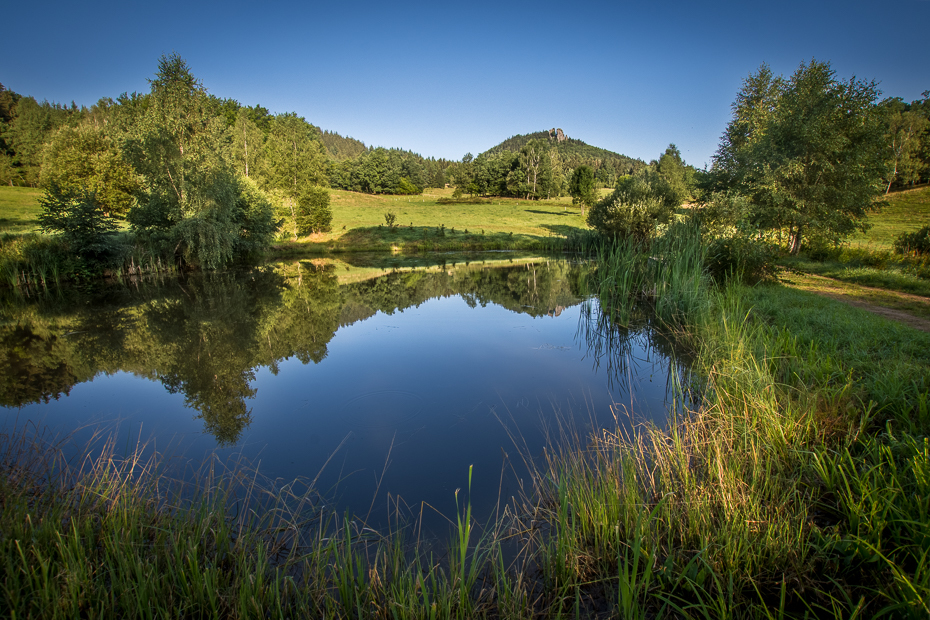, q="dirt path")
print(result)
[779,269,930,333]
